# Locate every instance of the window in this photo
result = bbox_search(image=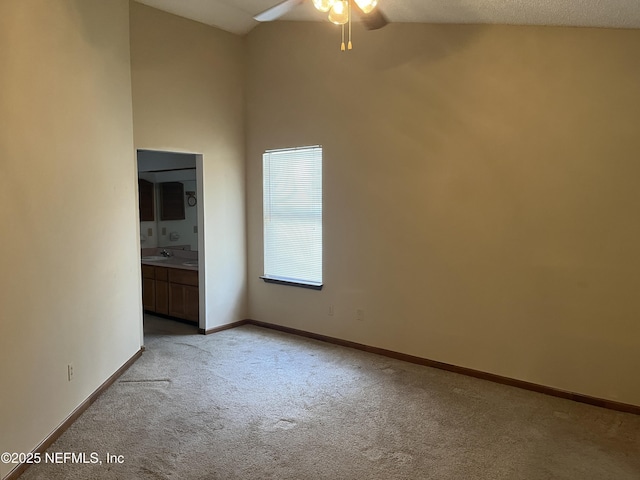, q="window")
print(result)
[262,146,322,289]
